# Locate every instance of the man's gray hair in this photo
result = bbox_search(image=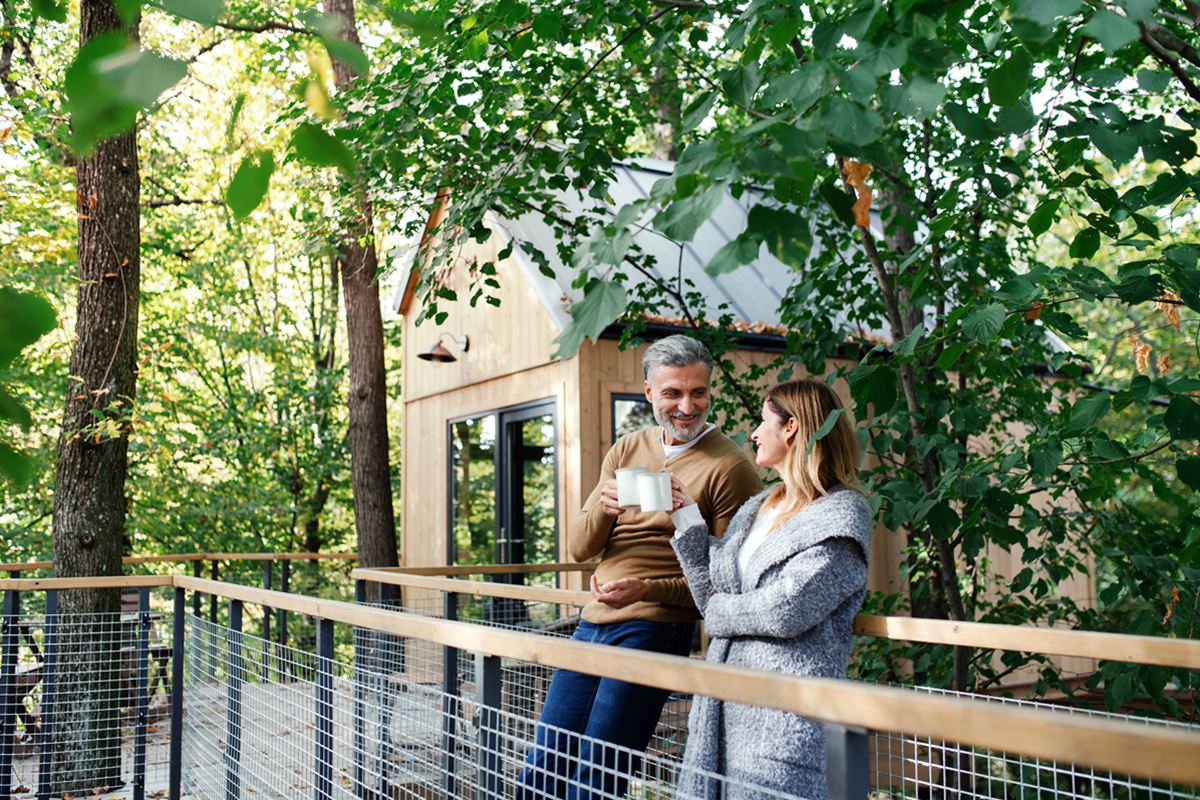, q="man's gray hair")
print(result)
[642,334,716,381]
